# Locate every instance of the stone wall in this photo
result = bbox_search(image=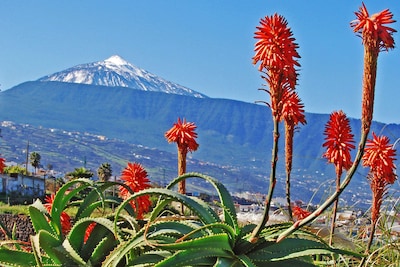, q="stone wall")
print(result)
[0,214,34,242]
